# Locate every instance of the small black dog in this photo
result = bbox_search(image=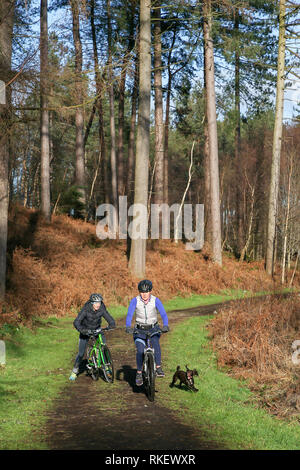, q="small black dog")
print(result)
[169,365,199,392]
